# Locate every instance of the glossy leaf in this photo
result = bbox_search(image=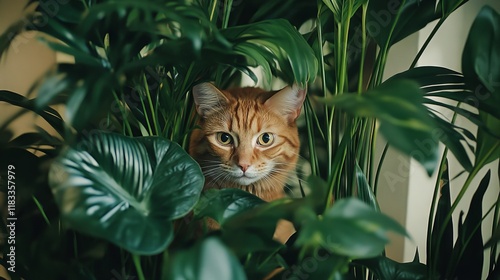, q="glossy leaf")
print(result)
[222,19,318,86]
[462,6,500,171]
[462,6,500,96]
[193,188,265,226]
[295,198,408,259]
[48,132,204,255]
[320,79,439,175]
[168,237,246,280]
